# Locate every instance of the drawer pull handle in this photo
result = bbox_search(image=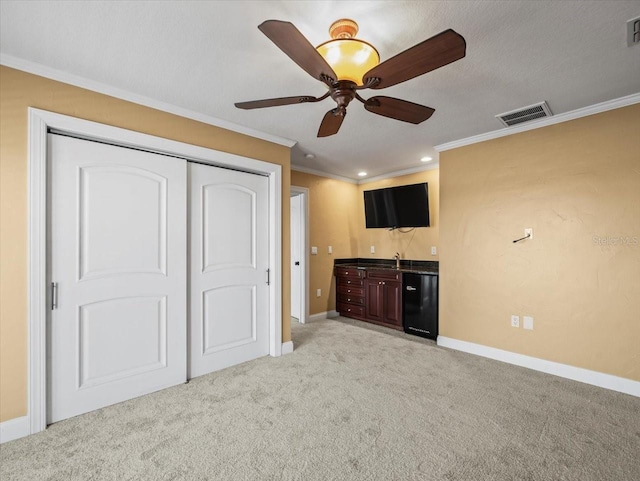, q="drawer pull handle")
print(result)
[347,289,351,293]
[347,298,351,301]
